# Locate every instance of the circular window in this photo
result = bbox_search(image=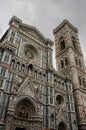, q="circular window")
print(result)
[24,44,39,61]
[56,95,64,105]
